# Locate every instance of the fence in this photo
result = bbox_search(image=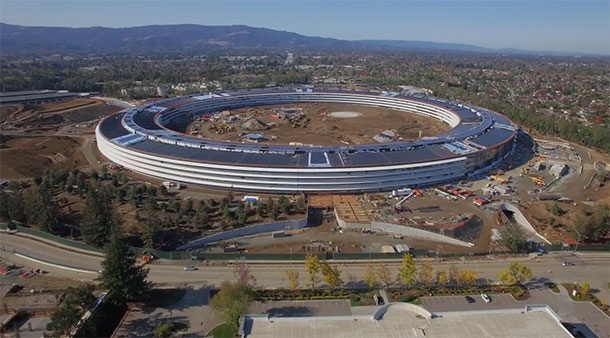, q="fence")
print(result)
[371,221,474,248]
[1,223,104,254]
[176,215,309,251]
[2,222,608,262]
